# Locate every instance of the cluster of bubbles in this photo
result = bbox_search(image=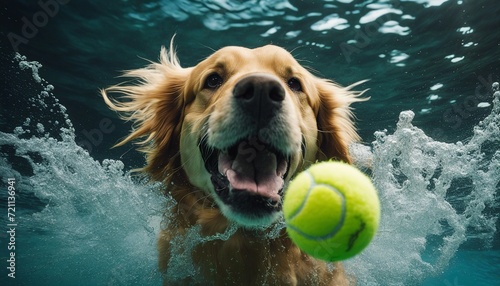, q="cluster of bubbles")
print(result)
[348,81,499,284]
